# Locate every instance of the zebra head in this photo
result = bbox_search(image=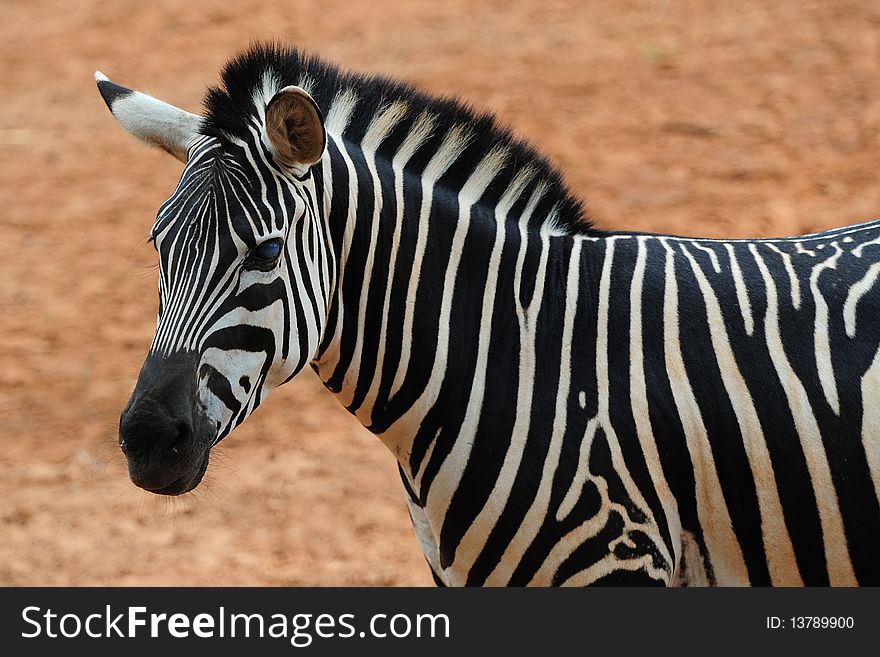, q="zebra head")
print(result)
[96,72,328,495]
